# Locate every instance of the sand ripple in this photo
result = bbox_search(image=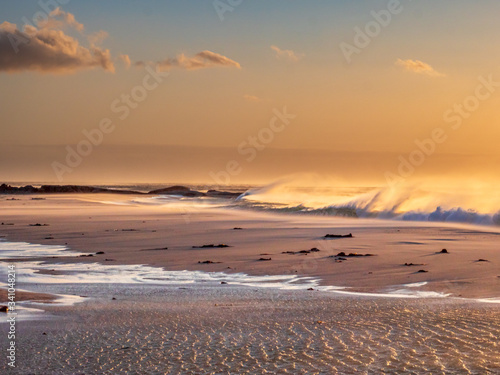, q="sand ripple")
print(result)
[4,287,500,374]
